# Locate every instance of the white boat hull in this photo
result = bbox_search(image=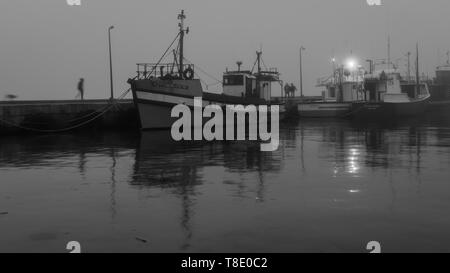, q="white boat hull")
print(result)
[131,80,286,130]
